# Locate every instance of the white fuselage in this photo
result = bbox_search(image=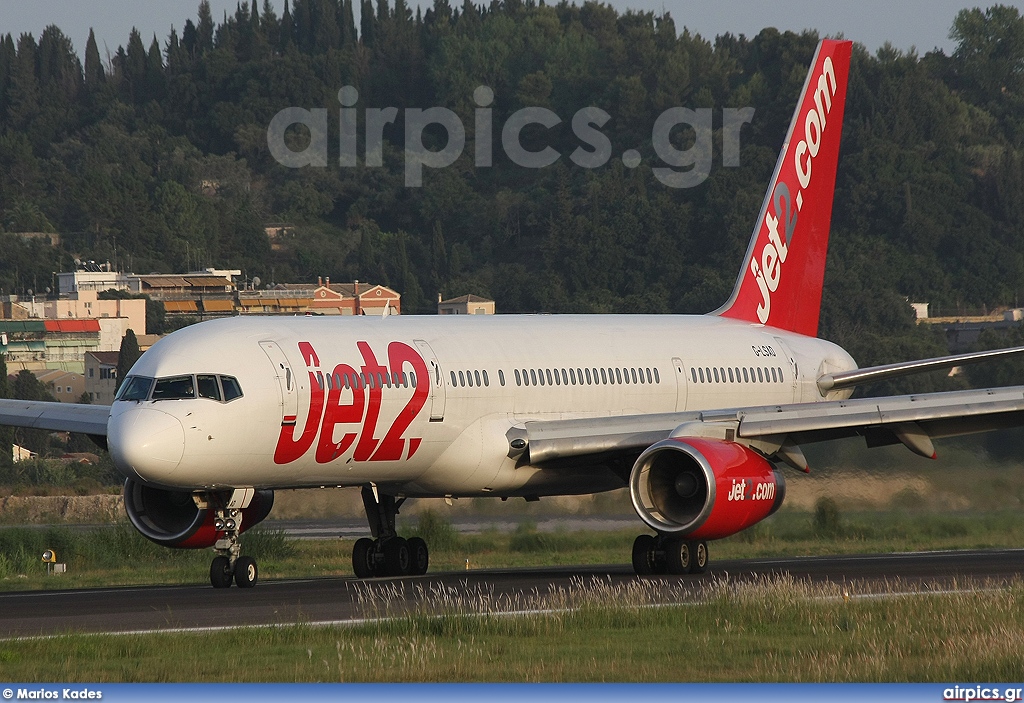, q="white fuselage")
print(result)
[108,314,856,496]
